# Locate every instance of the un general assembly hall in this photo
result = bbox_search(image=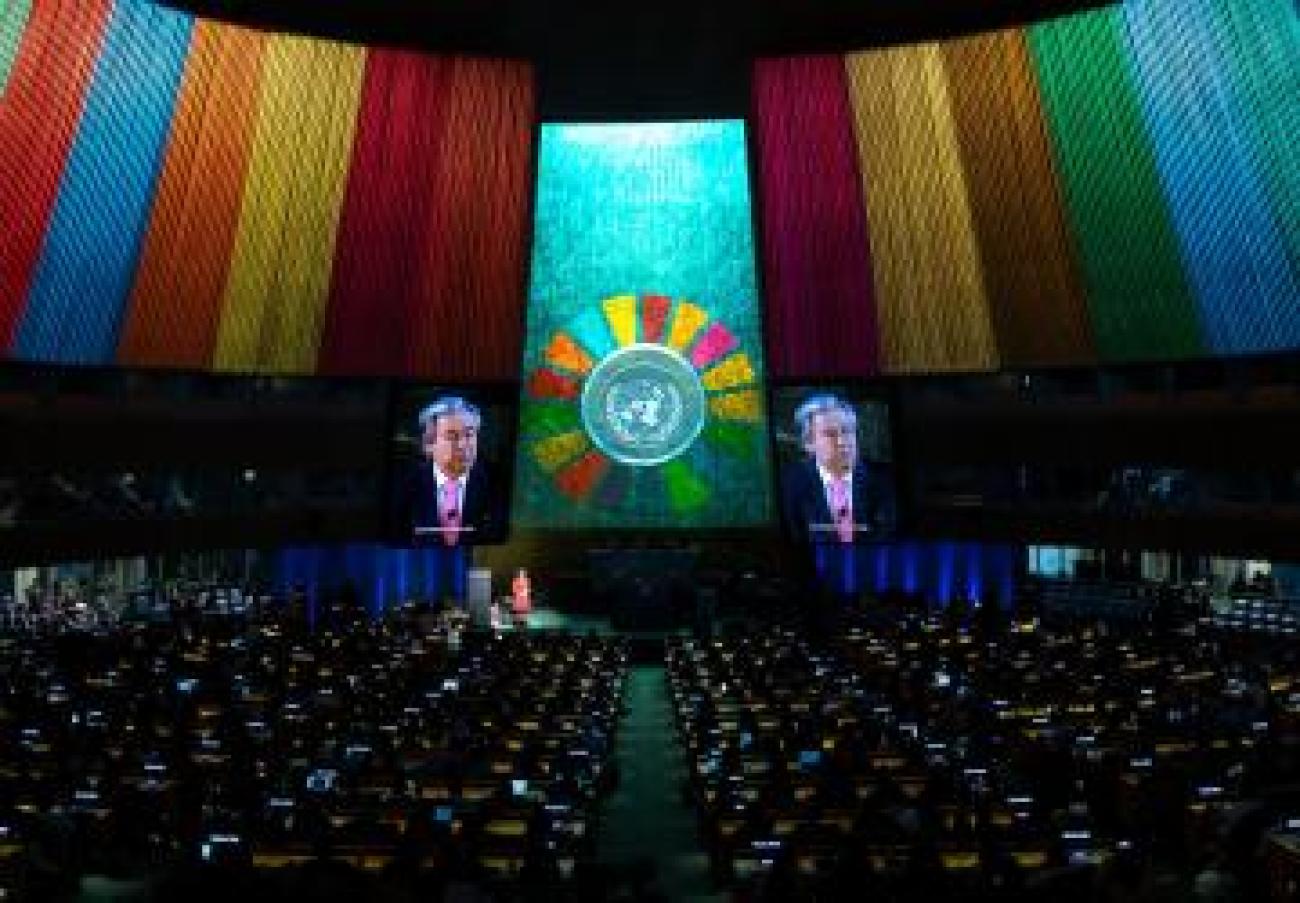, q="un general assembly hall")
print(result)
[0,0,1298,899]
